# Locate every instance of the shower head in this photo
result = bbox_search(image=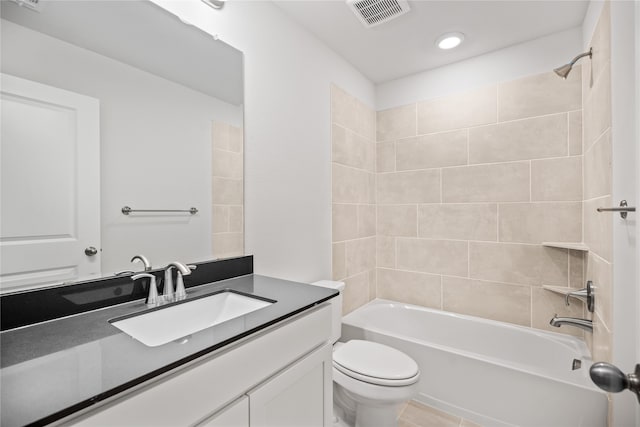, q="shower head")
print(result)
[553,63,574,79]
[554,48,592,79]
